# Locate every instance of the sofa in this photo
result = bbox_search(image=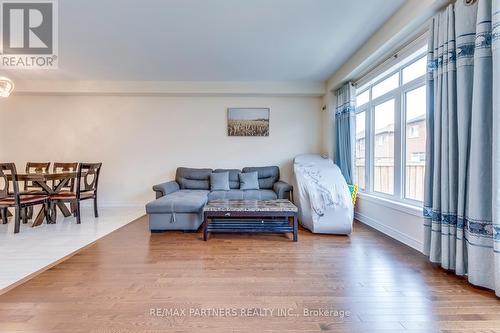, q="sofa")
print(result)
[146,166,293,232]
